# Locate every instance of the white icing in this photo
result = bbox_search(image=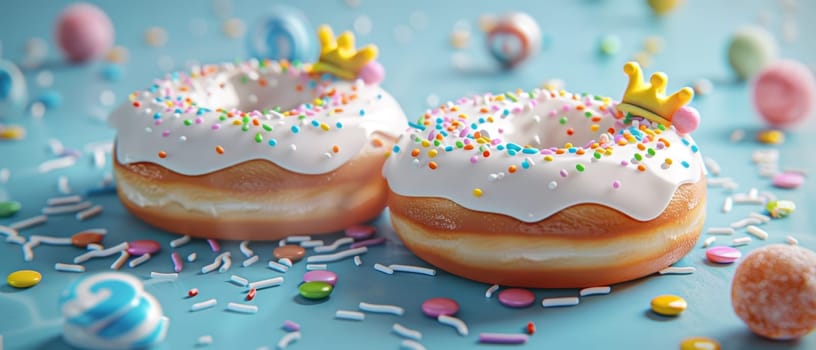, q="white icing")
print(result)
[383,89,704,222]
[109,60,406,175]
